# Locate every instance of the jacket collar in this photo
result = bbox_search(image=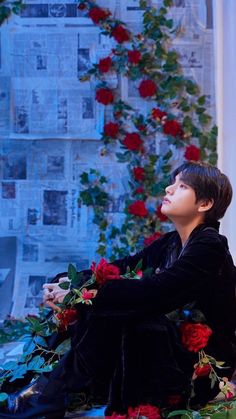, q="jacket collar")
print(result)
[172,220,220,251]
[190,220,220,236]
